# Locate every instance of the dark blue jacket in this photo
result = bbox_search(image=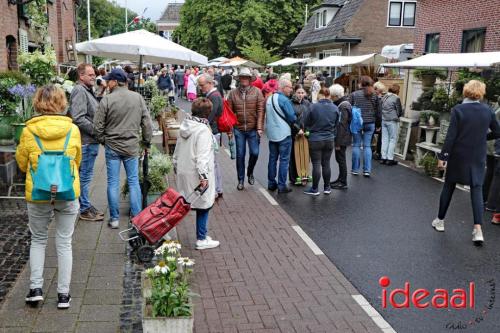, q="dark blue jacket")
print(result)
[438,102,500,185]
[303,99,339,142]
[157,74,172,91]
